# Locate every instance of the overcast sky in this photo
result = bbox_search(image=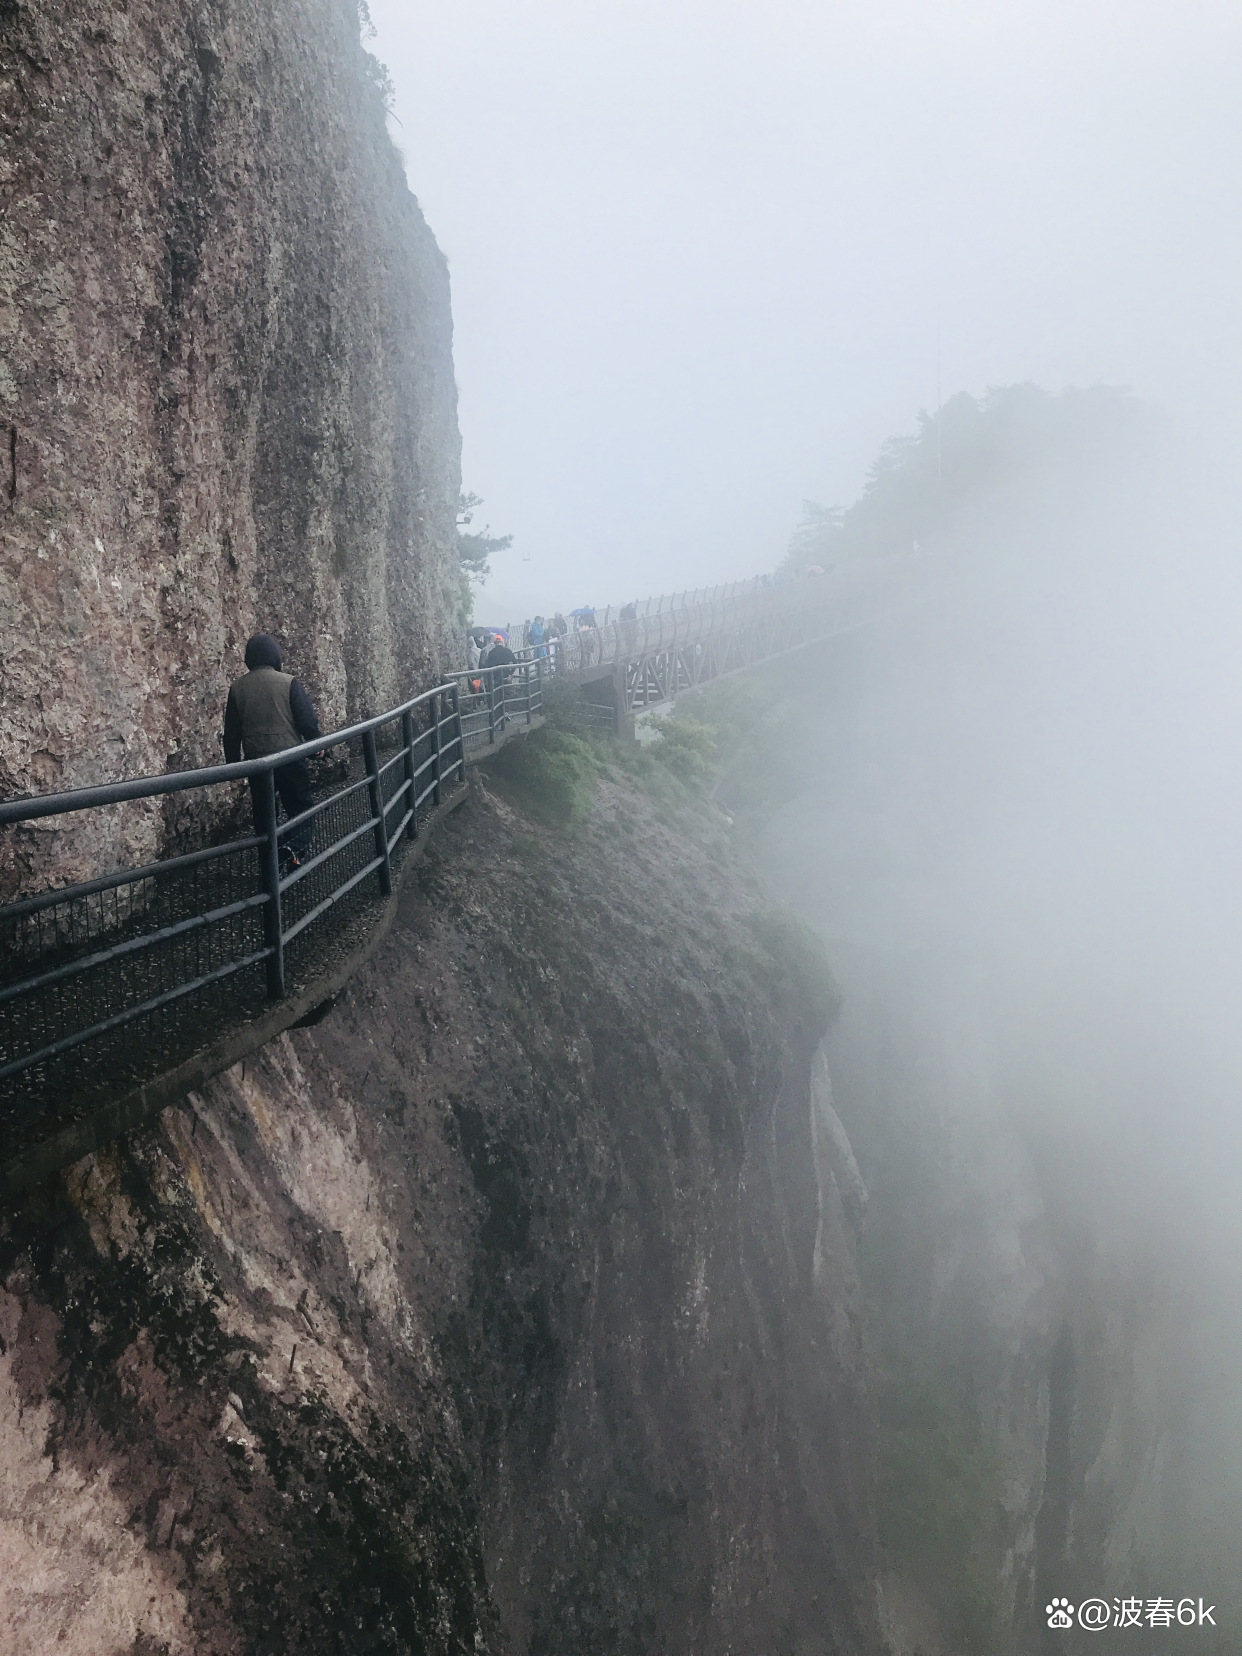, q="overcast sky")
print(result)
[367,0,1242,615]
